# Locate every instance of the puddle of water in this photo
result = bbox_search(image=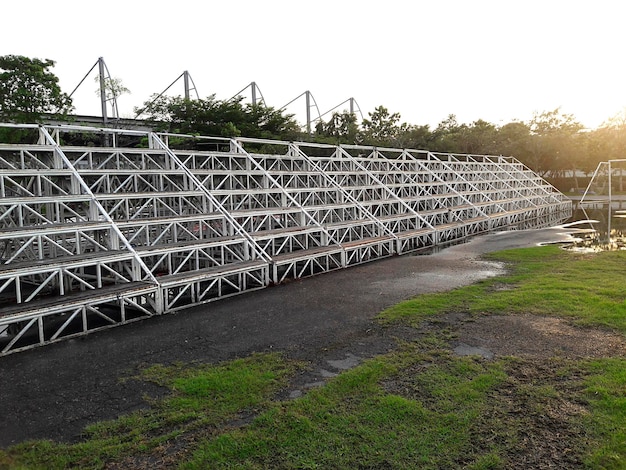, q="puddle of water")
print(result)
[453,343,494,360]
[288,353,364,399]
[327,353,361,371]
[566,227,626,252]
[319,369,338,378]
[563,208,626,252]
